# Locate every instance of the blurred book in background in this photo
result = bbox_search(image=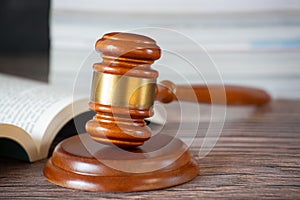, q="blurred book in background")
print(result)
[50,0,300,99]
